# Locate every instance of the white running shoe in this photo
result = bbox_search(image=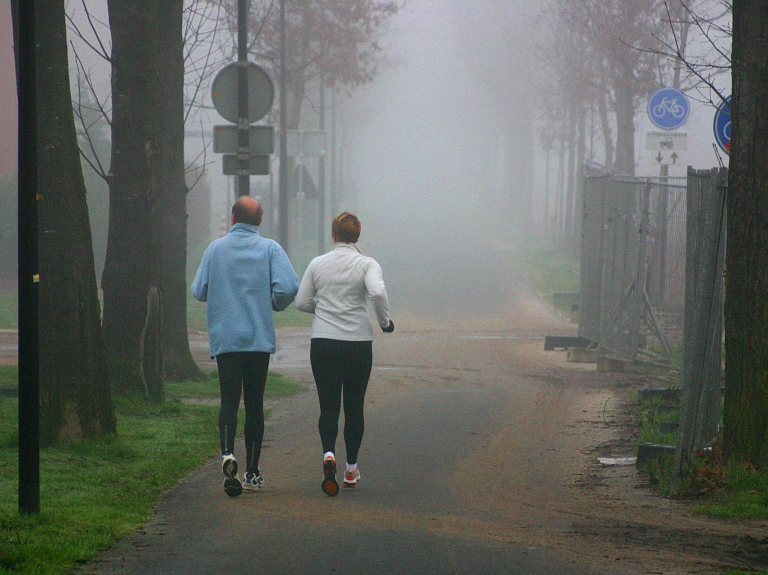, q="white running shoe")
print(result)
[343,465,360,488]
[221,453,242,497]
[242,471,264,491]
